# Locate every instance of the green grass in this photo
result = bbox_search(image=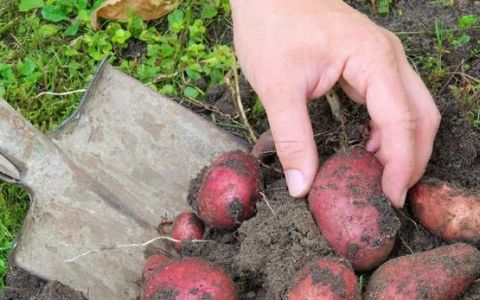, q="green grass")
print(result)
[398,14,480,126]
[1,0,235,131]
[0,185,29,289]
